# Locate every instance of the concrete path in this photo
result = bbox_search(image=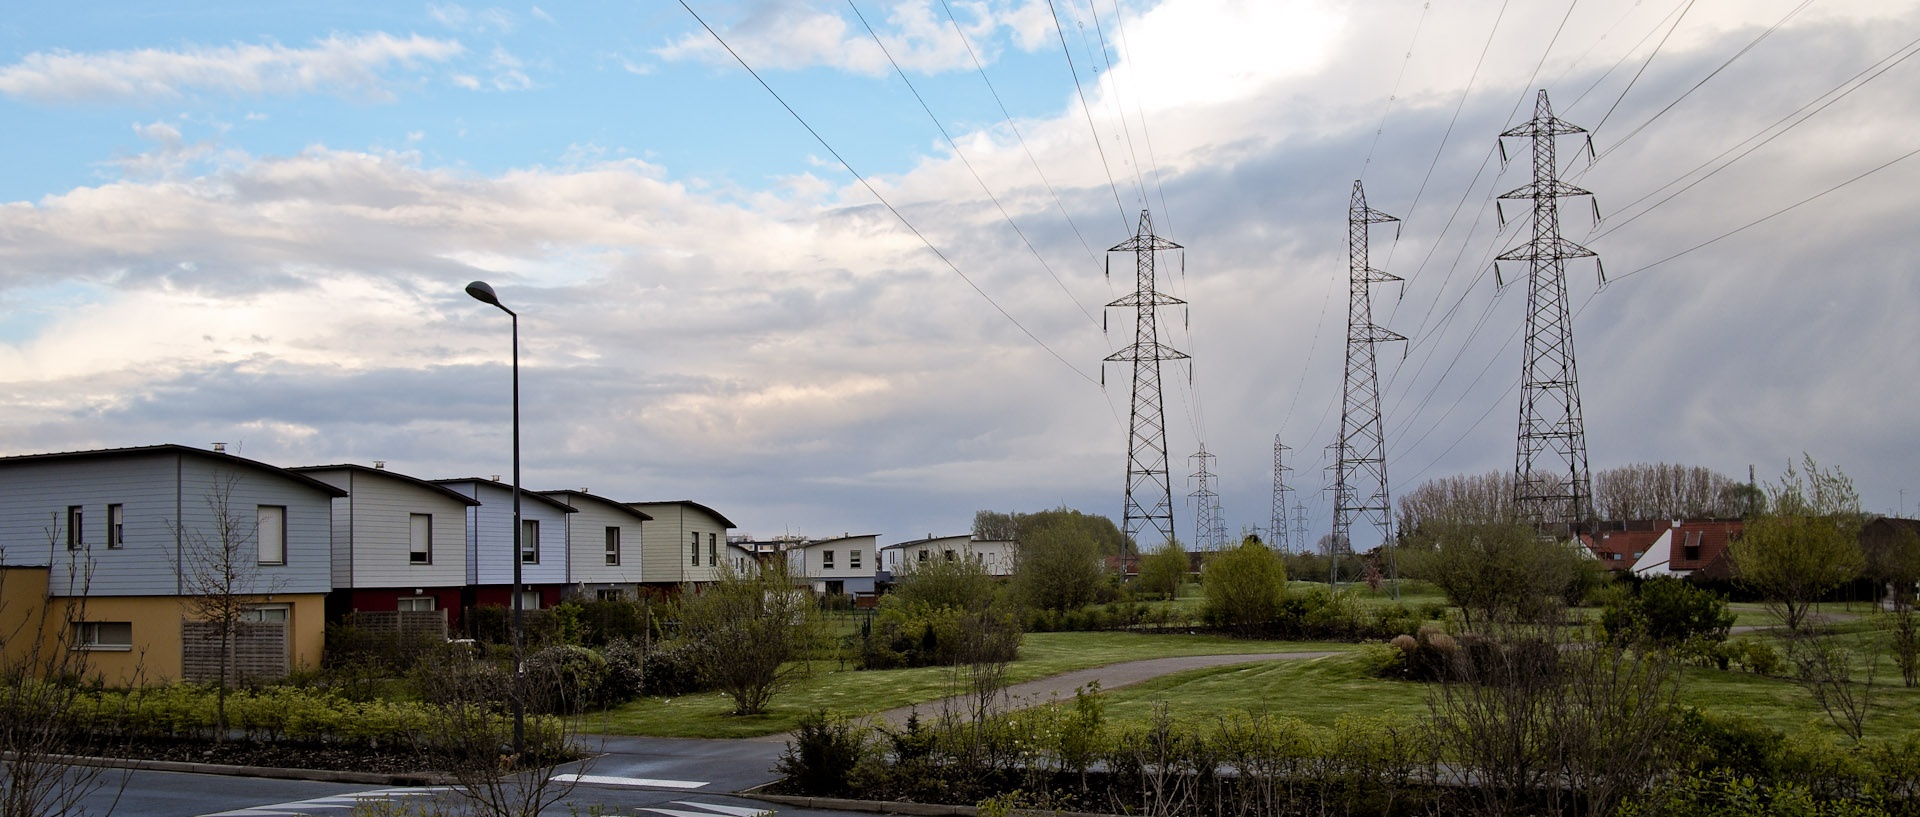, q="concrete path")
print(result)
[855,651,1343,733]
